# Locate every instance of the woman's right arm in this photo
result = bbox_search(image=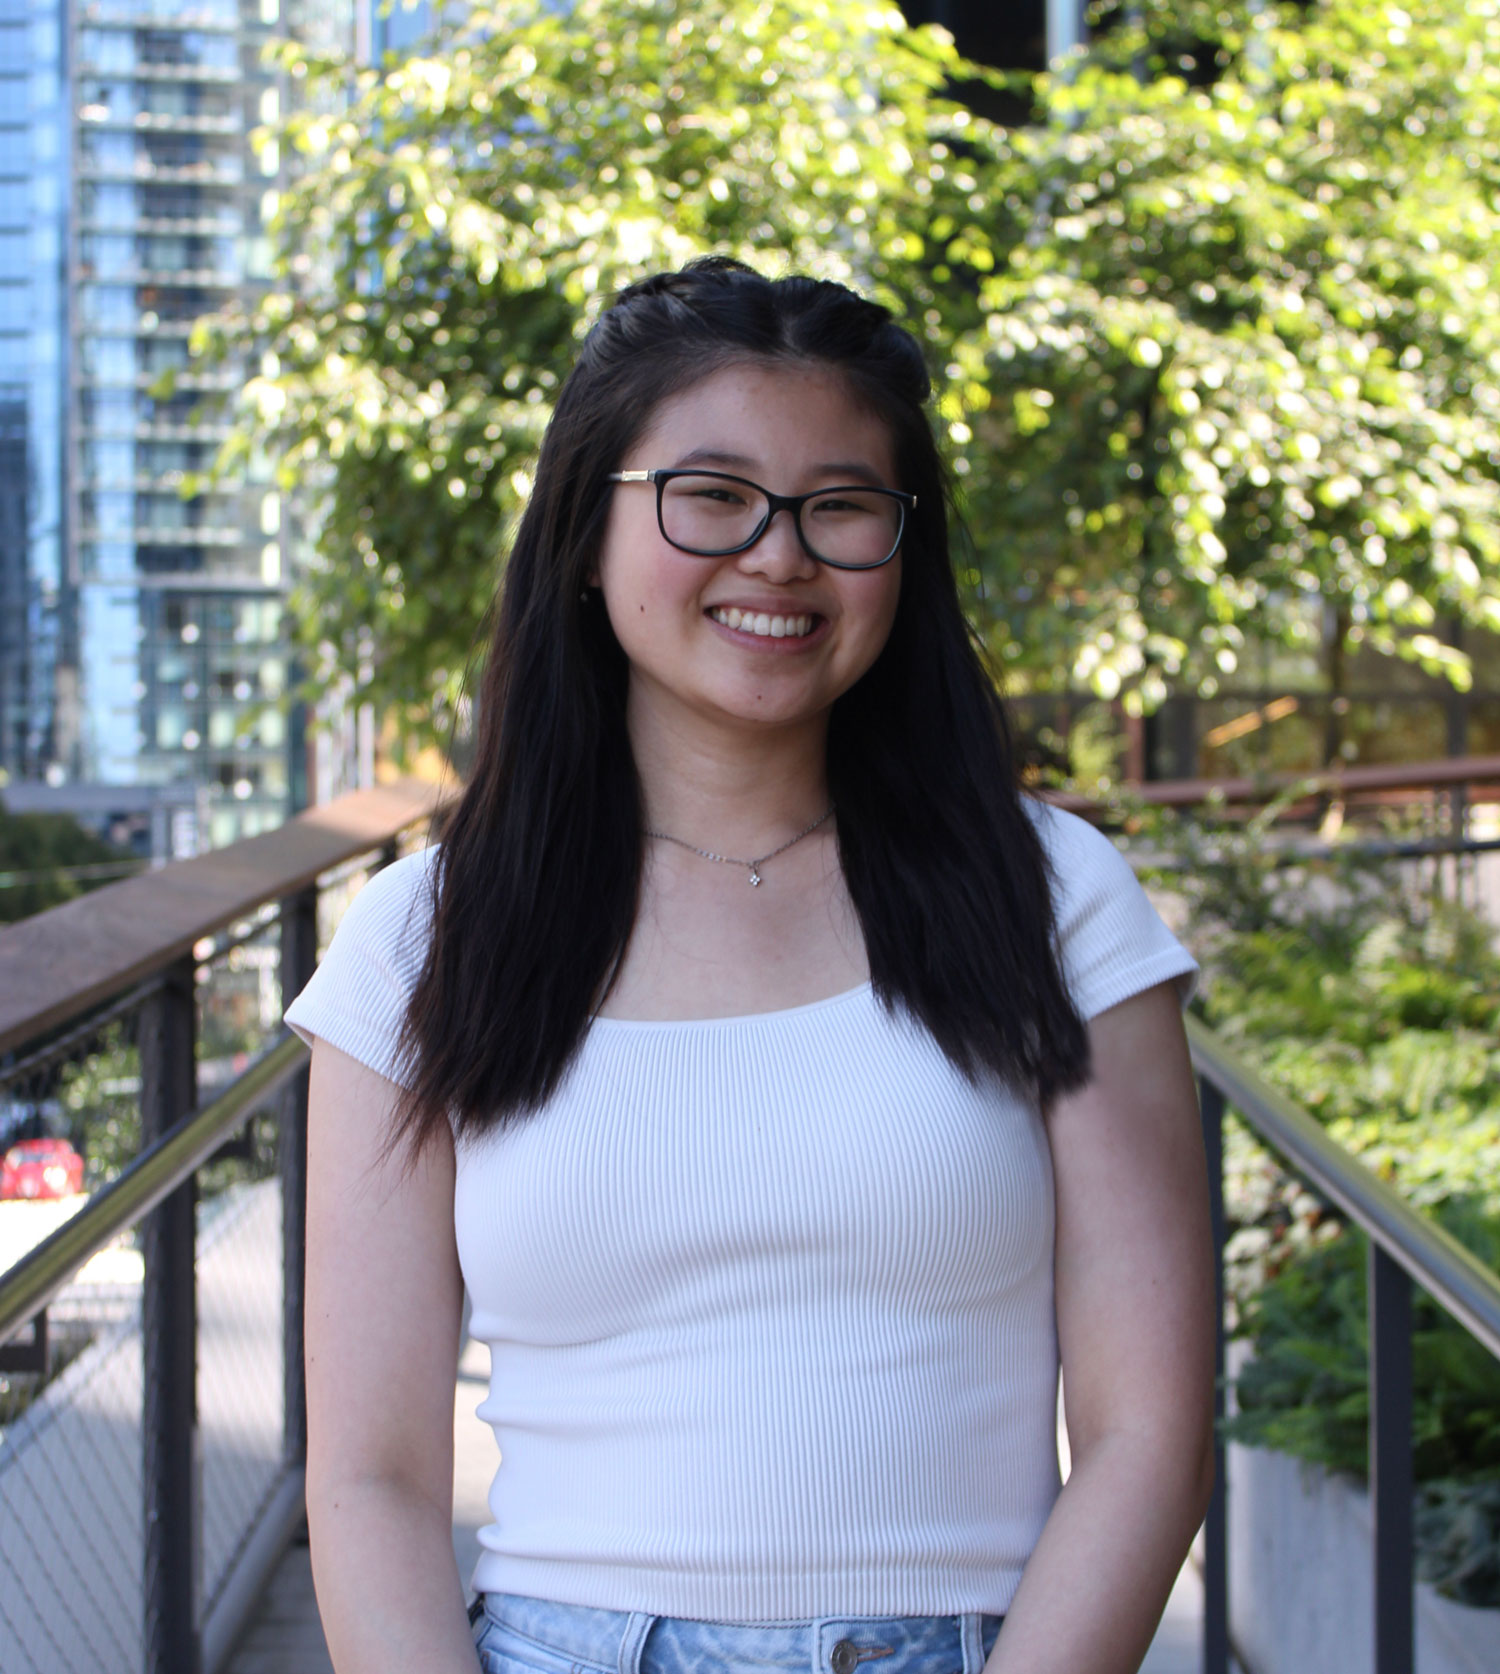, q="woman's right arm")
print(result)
[304,1037,480,1674]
